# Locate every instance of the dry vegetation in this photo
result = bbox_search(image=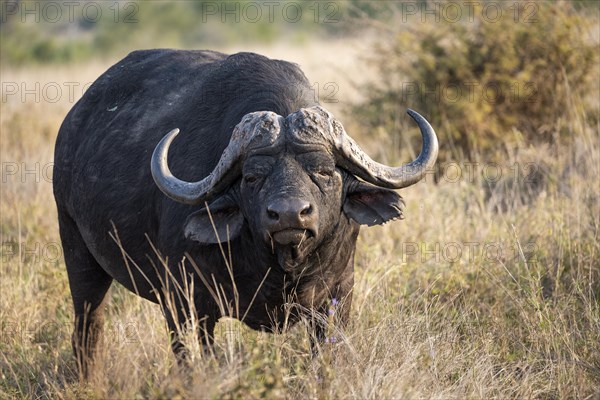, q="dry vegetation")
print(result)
[1,37,599,399]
